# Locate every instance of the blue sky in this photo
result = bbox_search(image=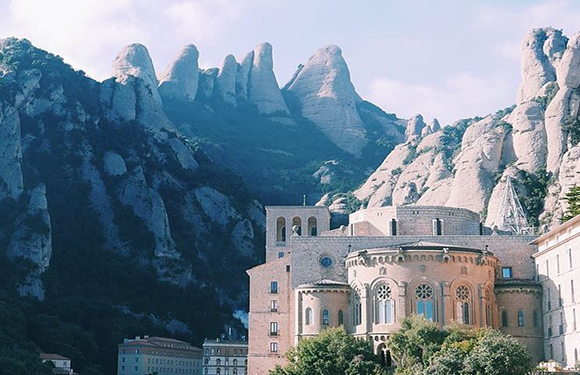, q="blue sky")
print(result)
[1,0,579,125]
